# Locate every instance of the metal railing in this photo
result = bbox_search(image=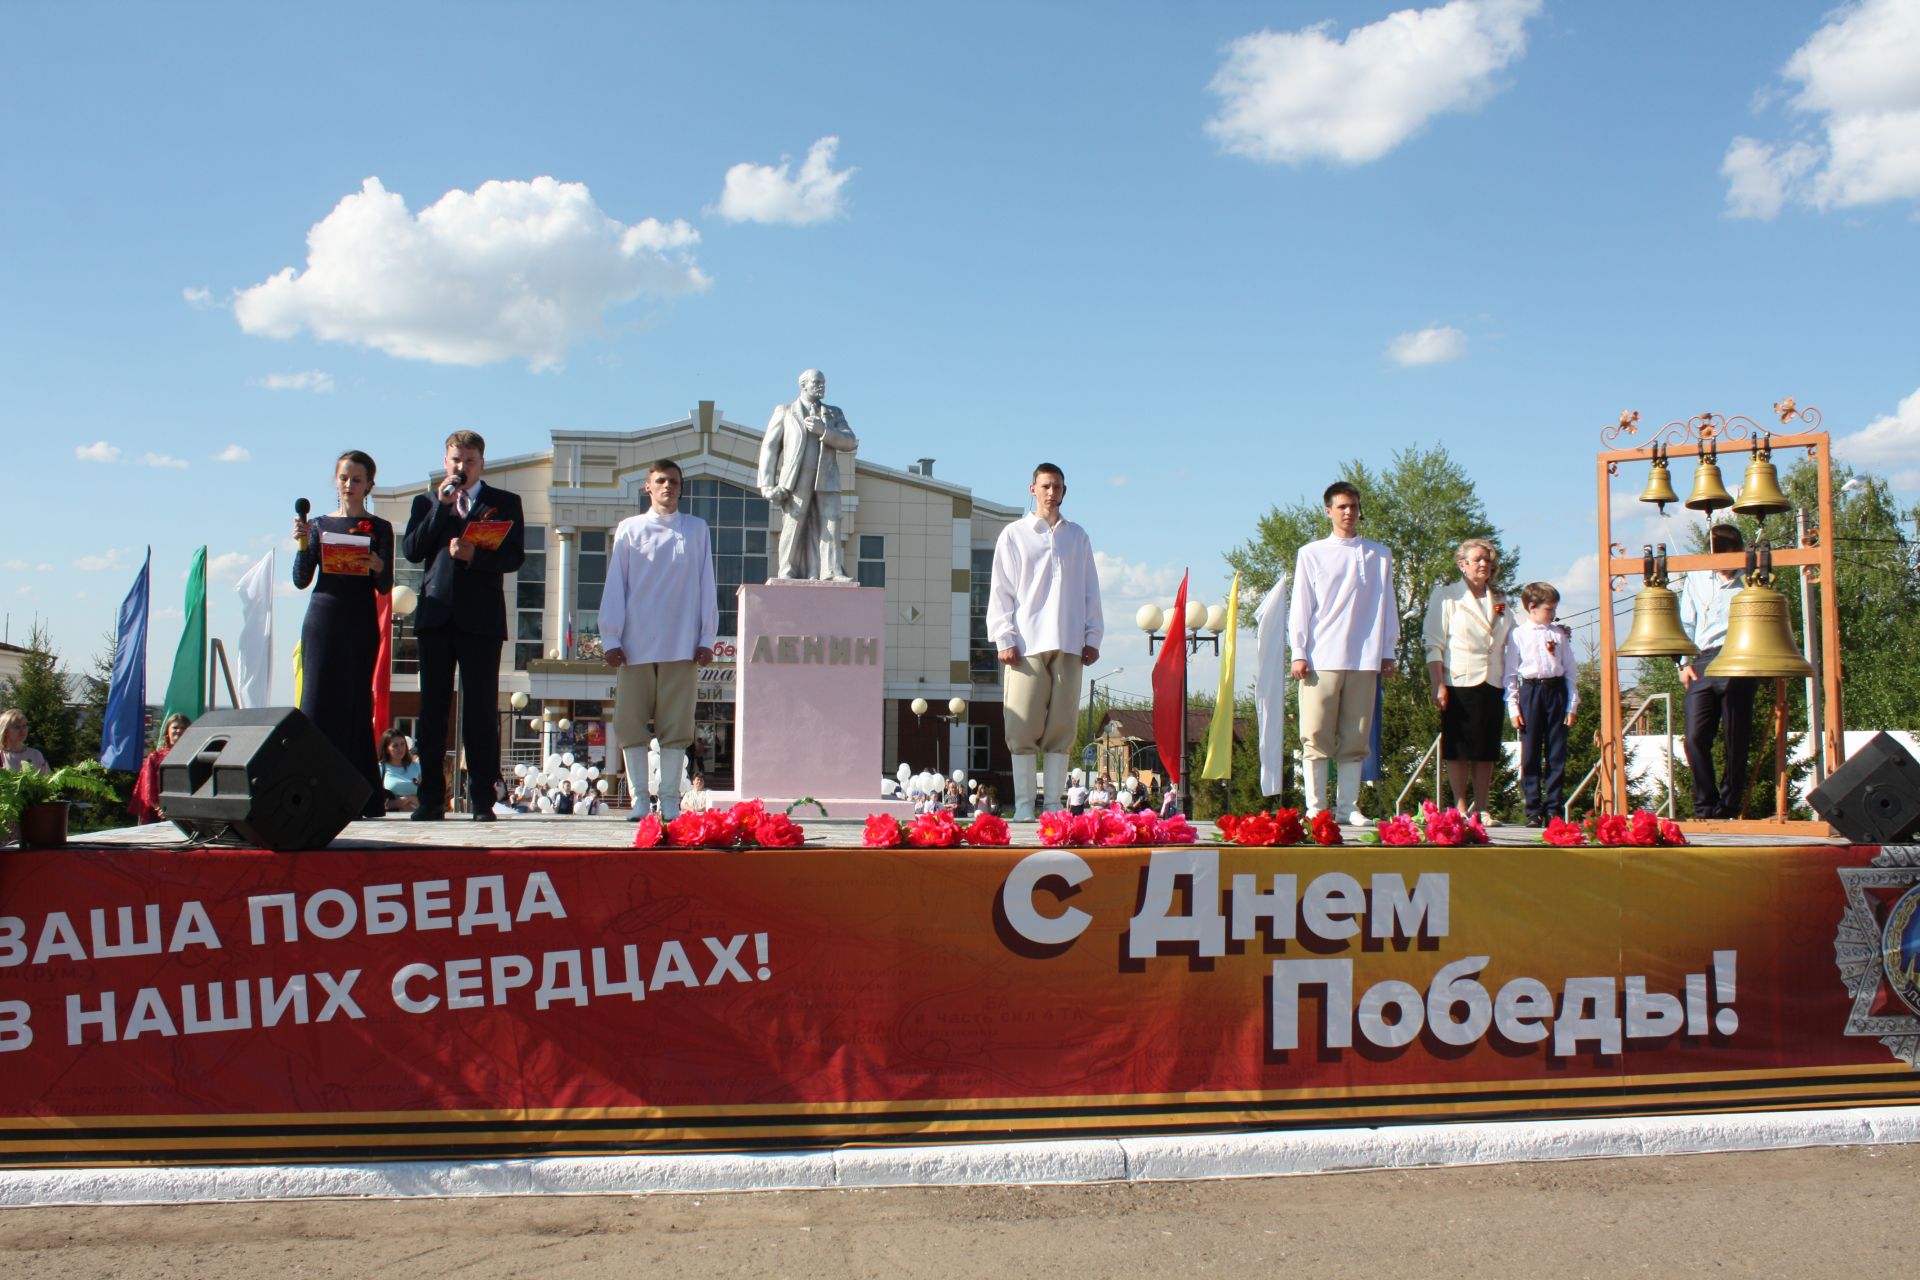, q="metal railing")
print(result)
[1394,734,1445,816]
[1564,692,1675,821]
